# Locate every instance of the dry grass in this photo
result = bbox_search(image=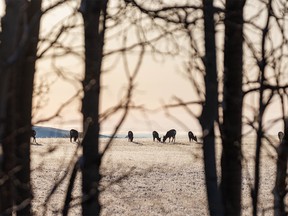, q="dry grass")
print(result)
[31,136,280,215]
